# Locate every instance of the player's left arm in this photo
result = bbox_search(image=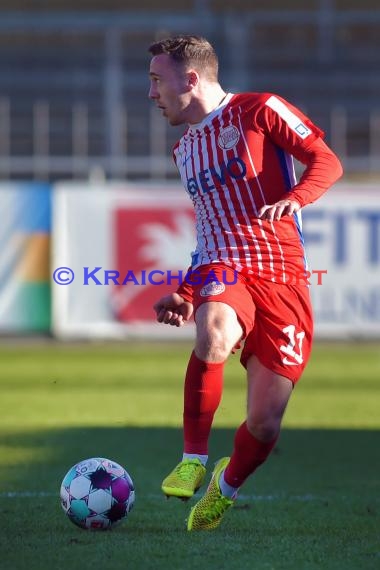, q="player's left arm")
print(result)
[258,197,301,222]
[258,137,343,221]
[256,95,343,221]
